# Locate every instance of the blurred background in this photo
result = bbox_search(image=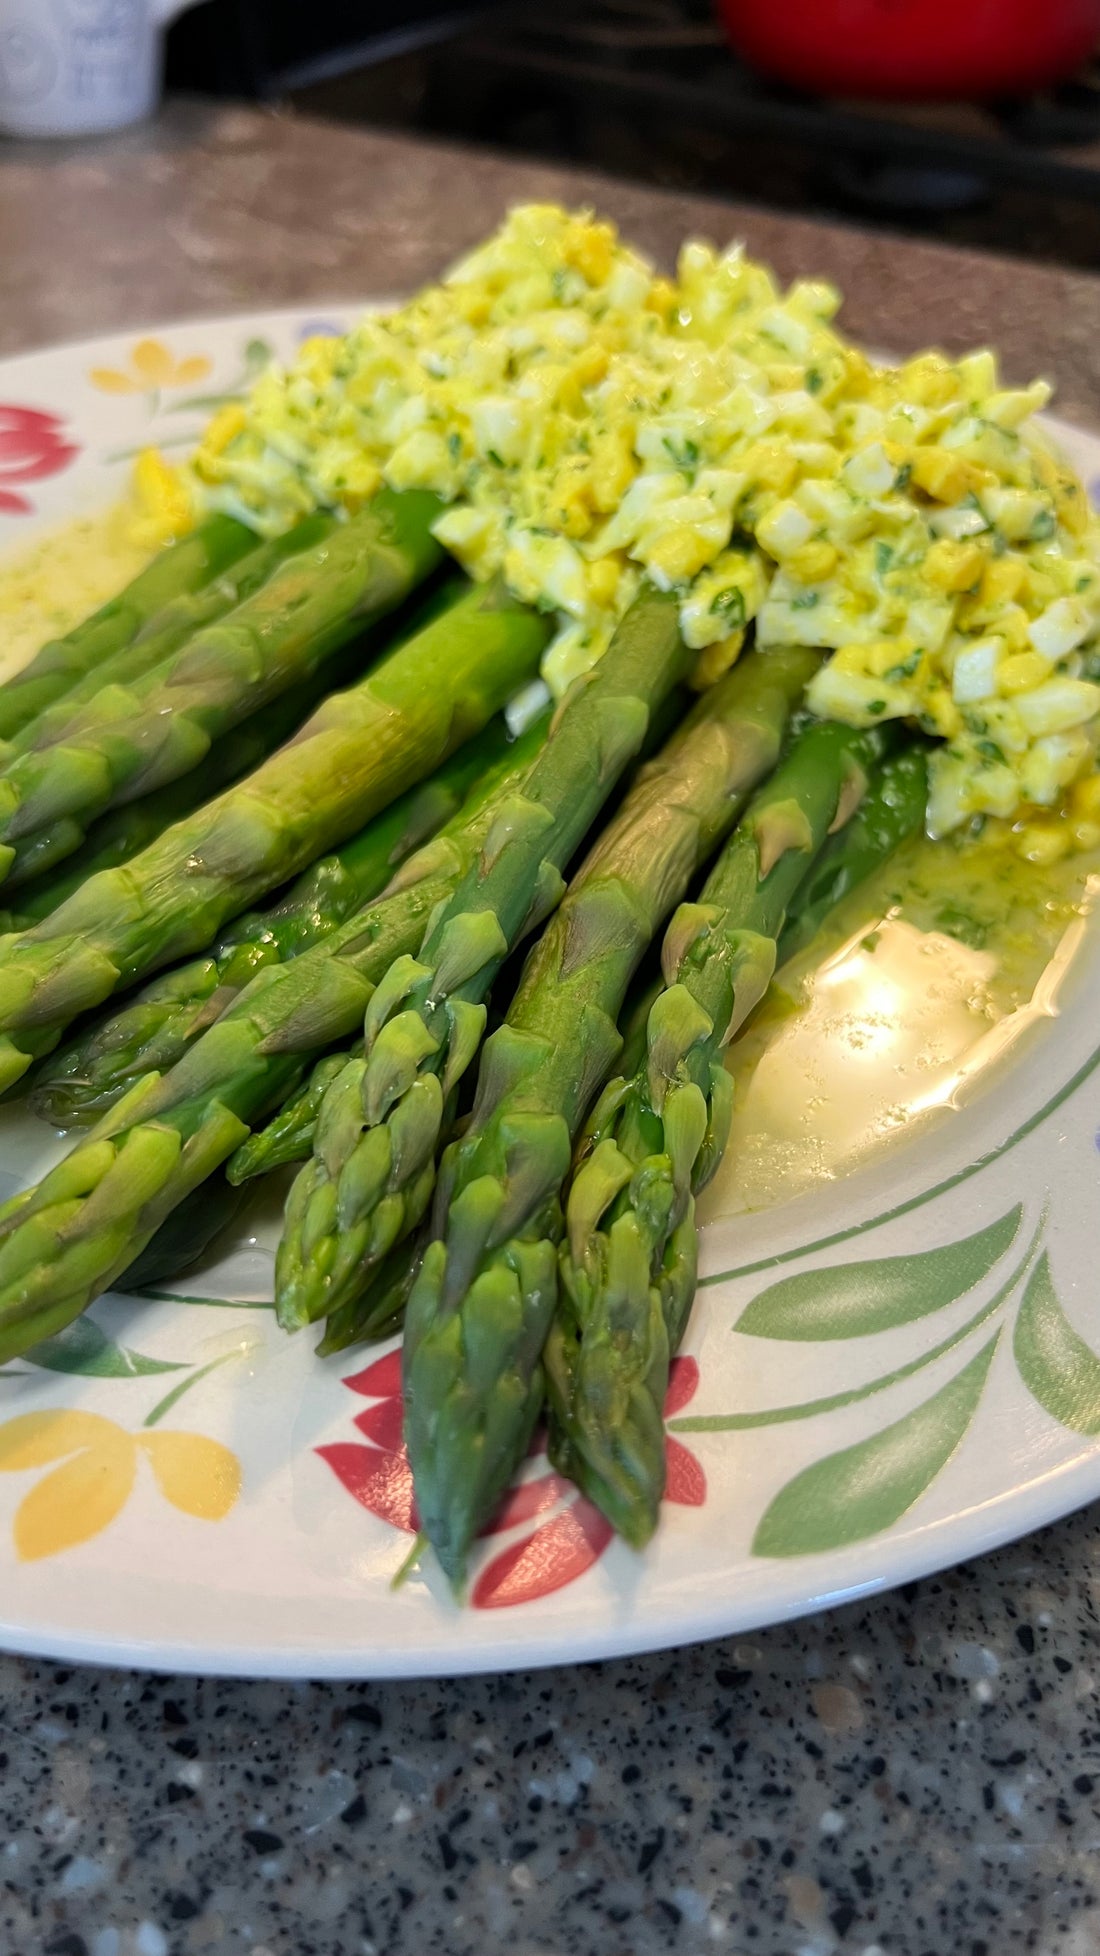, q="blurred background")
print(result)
[162,0,1100,269]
